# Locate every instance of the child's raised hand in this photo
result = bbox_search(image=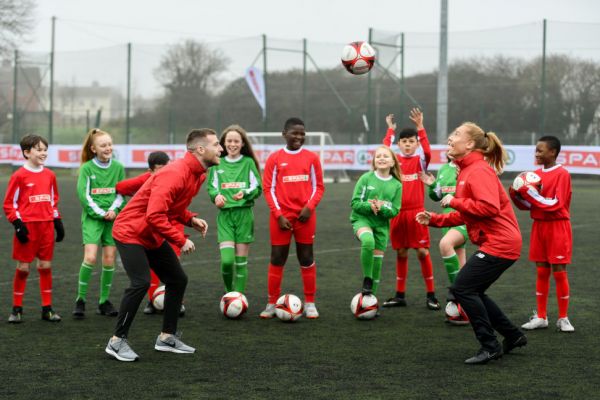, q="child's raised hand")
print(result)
[385,114,397,130]
[420,172,435,186]
[409,108,424,130]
